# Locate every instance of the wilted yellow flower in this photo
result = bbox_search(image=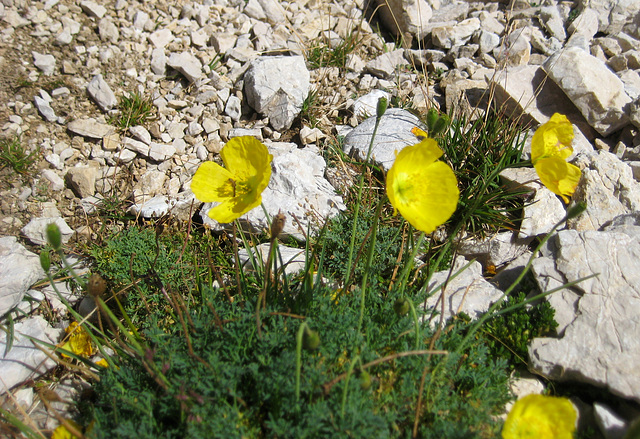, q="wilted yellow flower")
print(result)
[386,137,459,233]
[59,322,95,358]
[191,136,273,223]
[51,420,82,439]
[531,113,581,203]
[502,394,577,439]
